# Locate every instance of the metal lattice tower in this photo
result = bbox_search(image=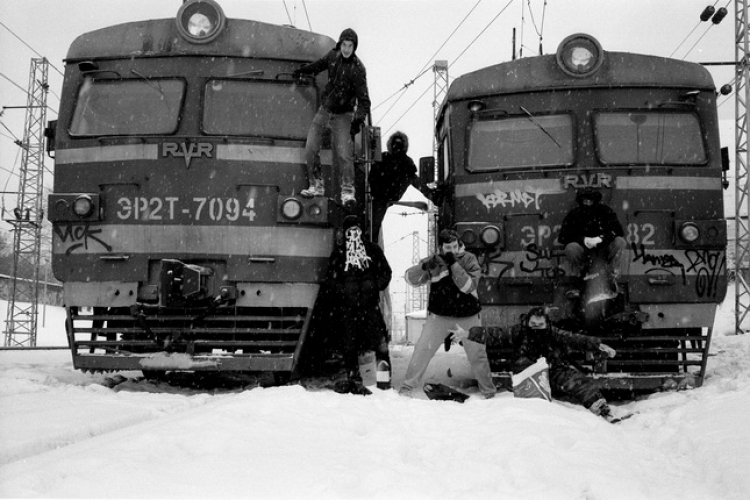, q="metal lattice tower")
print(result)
[736,0,750,333]
[409,231,426,311]
[429,60,449,254]
[4,58,48,347]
